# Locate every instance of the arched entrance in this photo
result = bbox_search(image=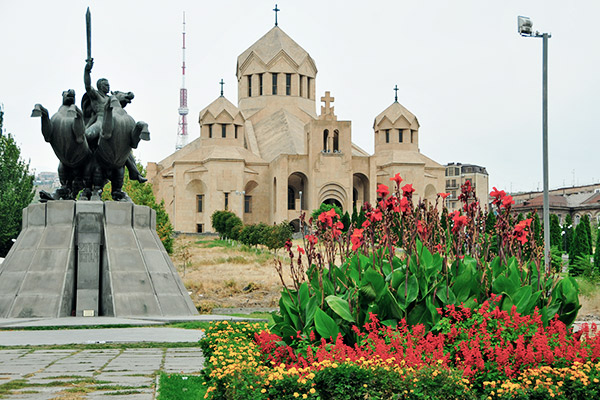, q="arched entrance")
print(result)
[288,172,308,211]
[318,182,347,211]
[352,173,369,210]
